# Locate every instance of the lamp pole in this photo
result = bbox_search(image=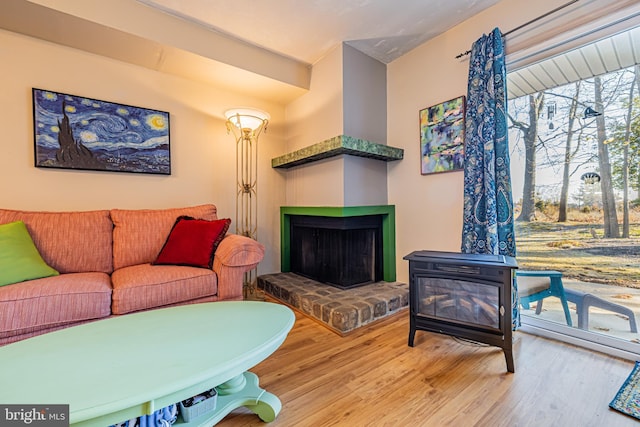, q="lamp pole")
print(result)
[225,108,269,299]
